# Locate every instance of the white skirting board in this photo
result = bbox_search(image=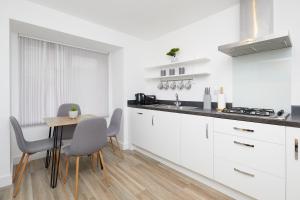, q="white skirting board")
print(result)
[131,145,255,200]
[0,174,12,189]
